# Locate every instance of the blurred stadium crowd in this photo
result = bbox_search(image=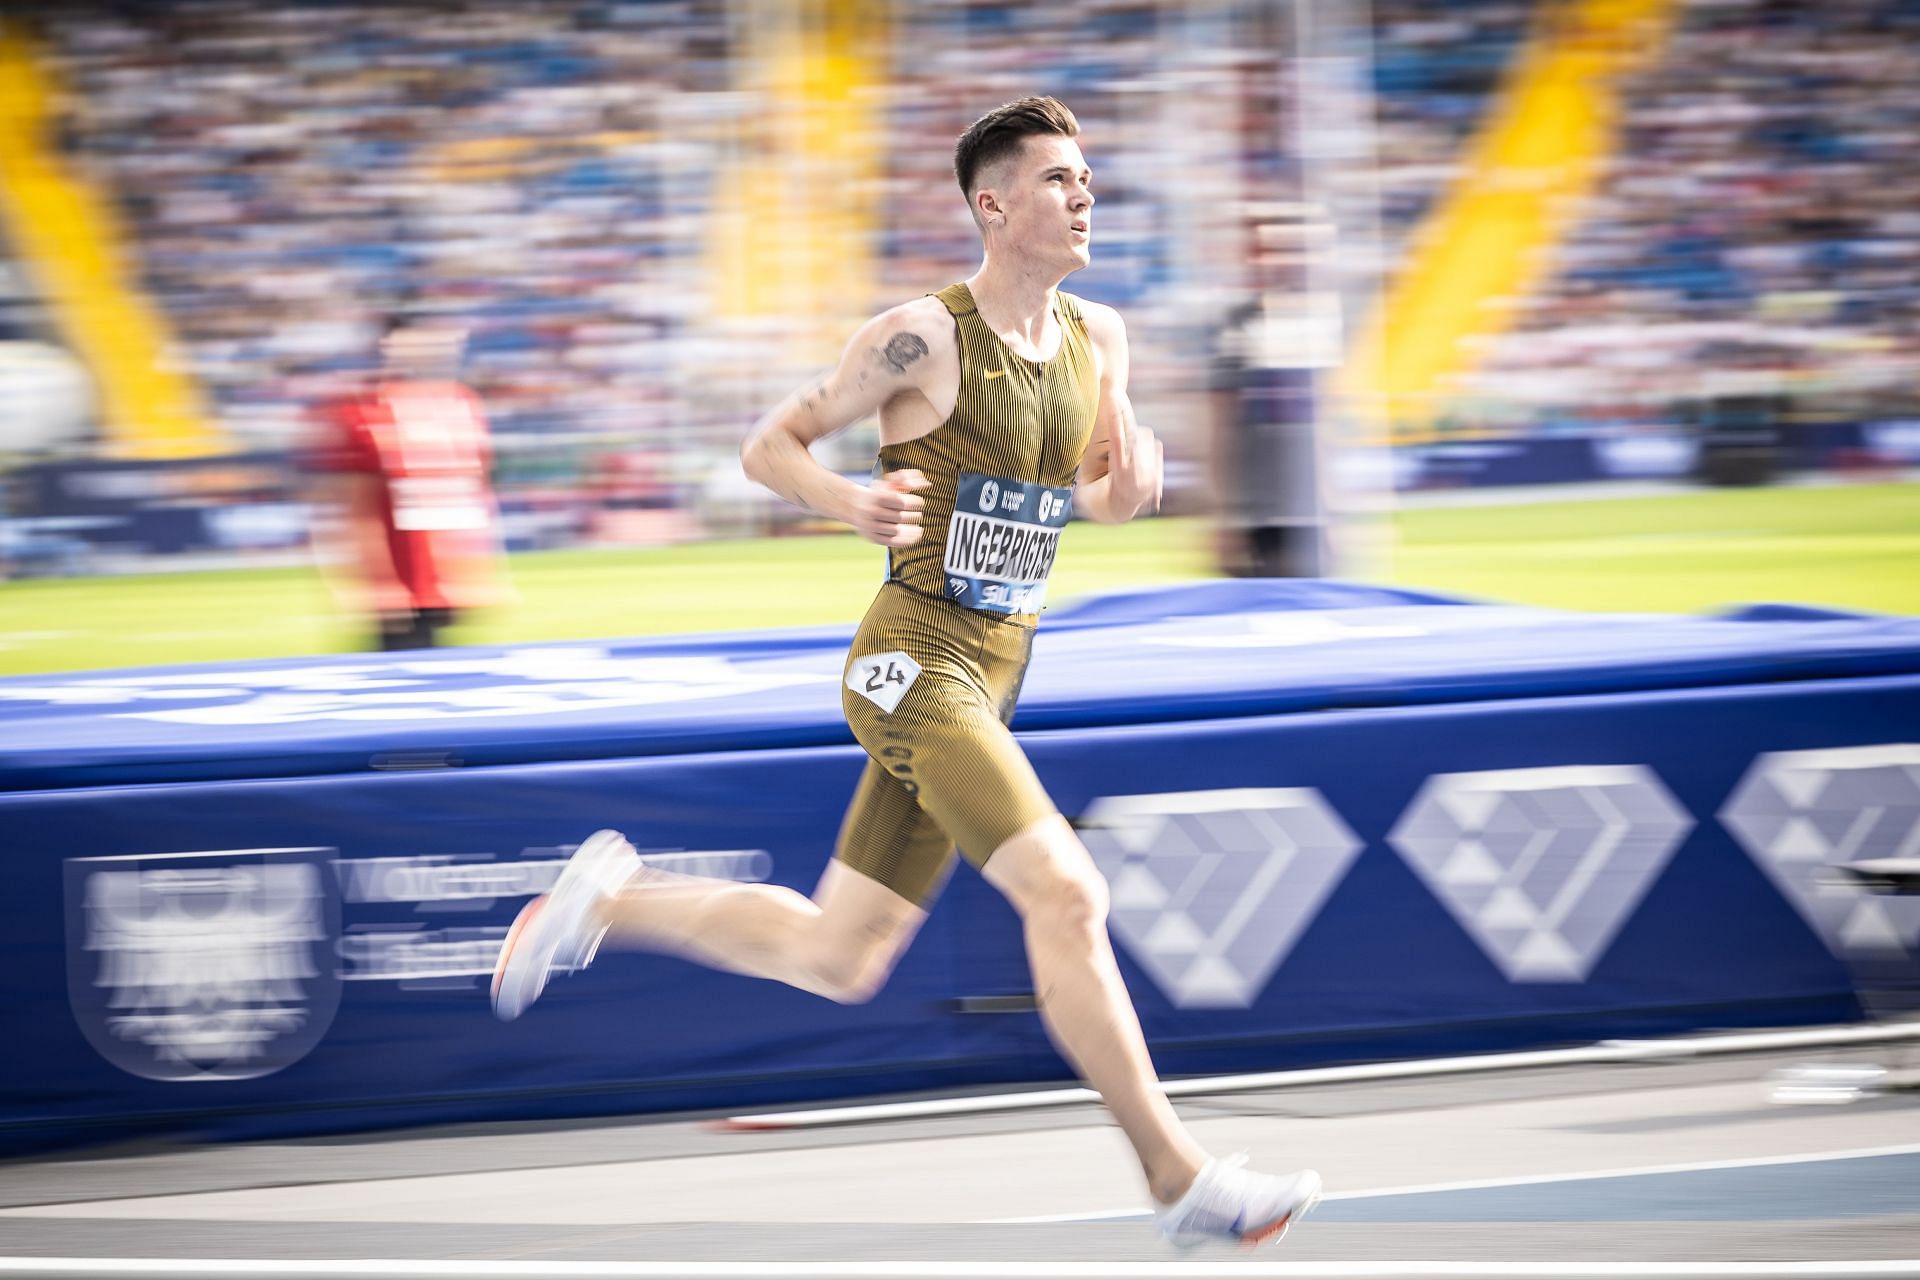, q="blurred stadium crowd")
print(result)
[0,0,1915,561]
[8,0,1308,546]
[1462,0,1920,434]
